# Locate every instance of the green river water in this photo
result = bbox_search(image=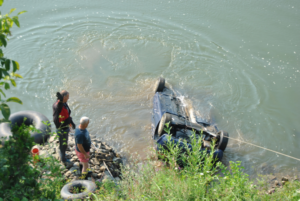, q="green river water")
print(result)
[2,0,300,177]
